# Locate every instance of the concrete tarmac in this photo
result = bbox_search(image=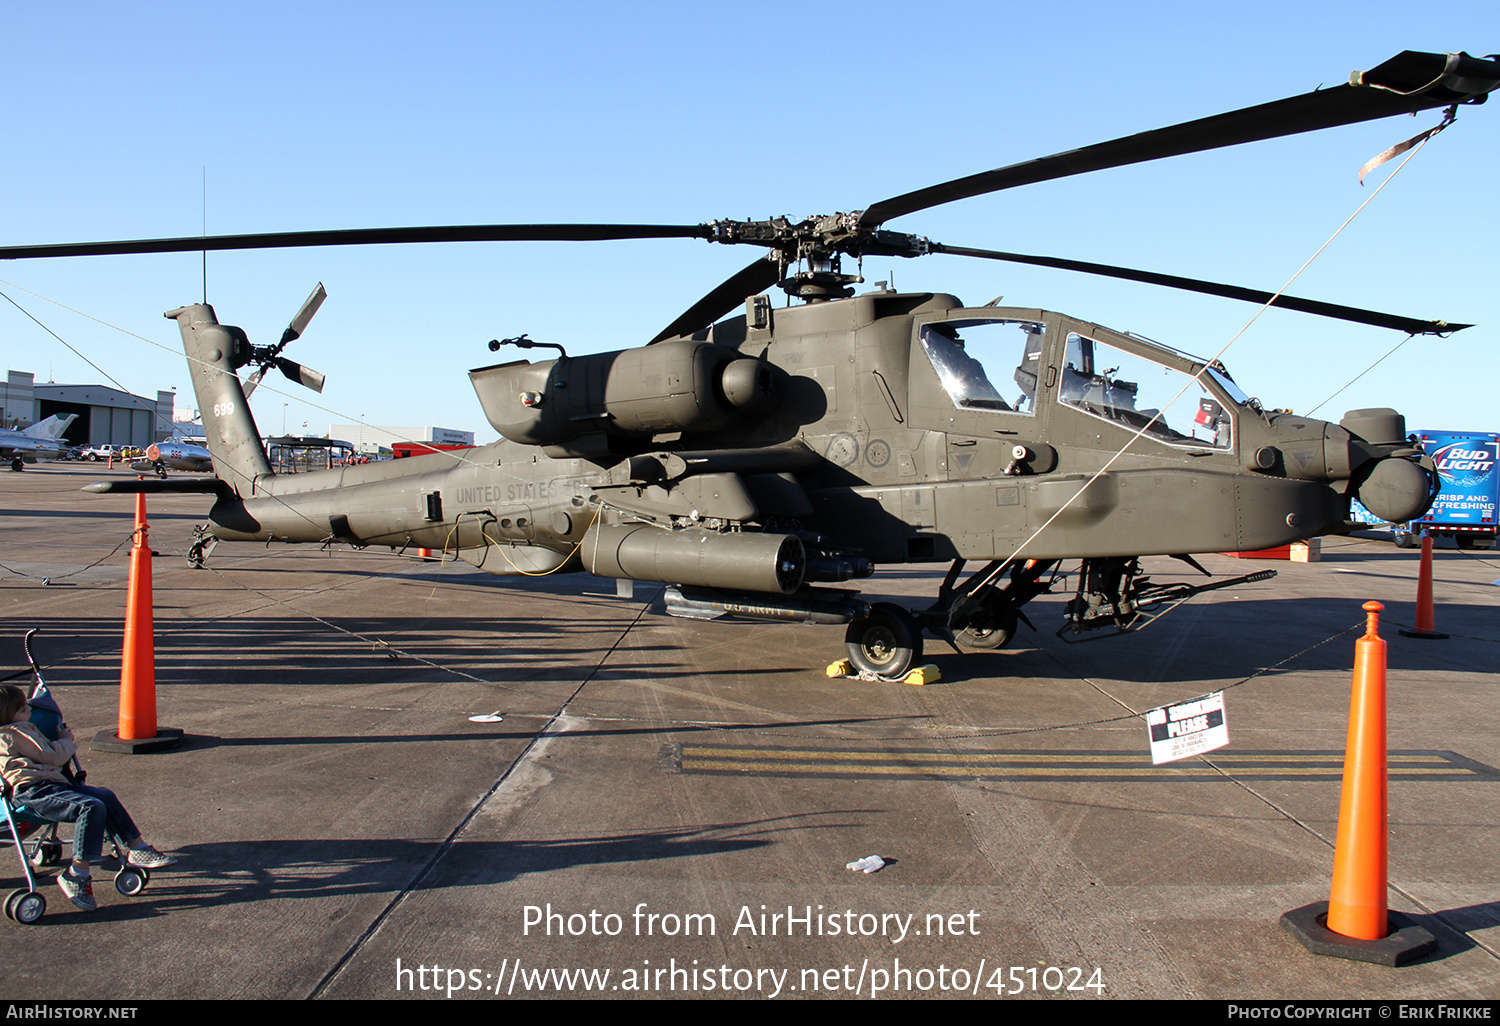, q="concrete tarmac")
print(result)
[2,463,1497,1001]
